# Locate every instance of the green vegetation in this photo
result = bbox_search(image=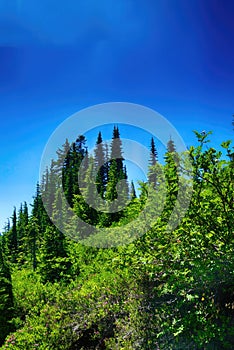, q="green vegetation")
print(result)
[0,126,233,349]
